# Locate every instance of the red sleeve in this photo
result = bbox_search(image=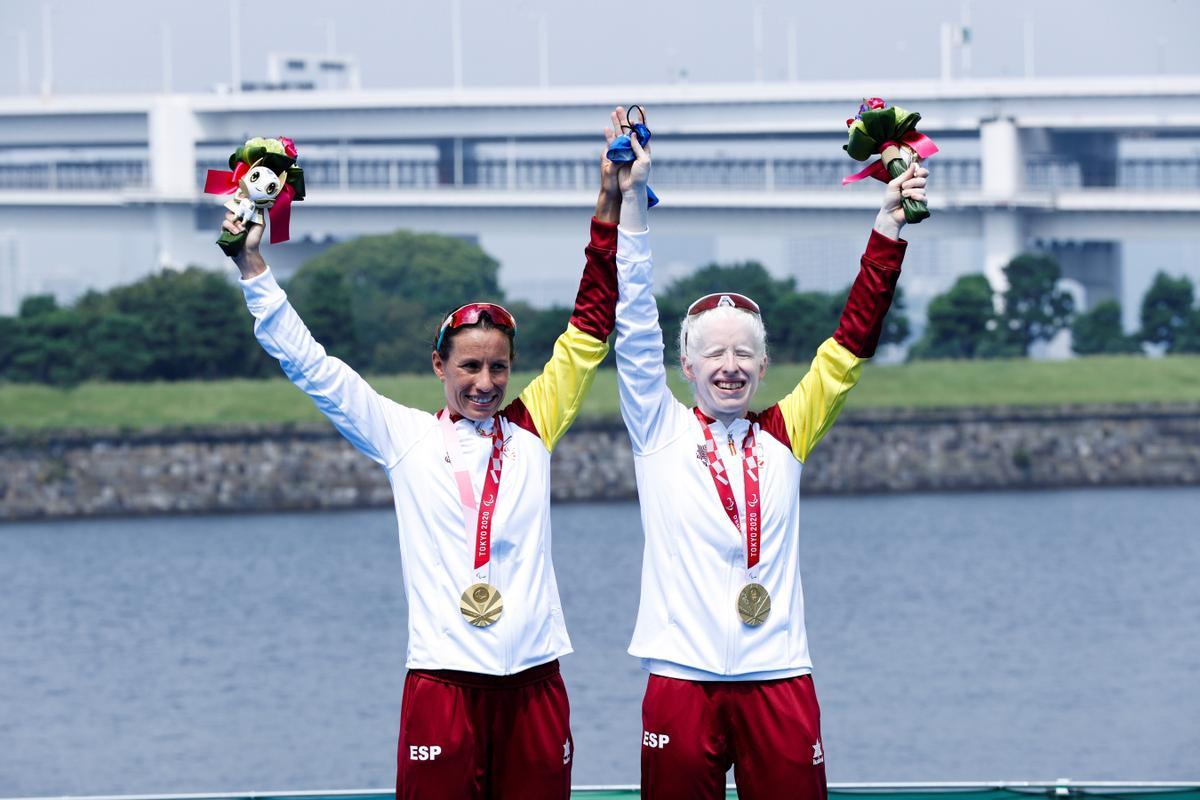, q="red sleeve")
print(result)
[567,217,619,340]
[749,404,792,451]
[832,228,907,358]
[501,397,540,439]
